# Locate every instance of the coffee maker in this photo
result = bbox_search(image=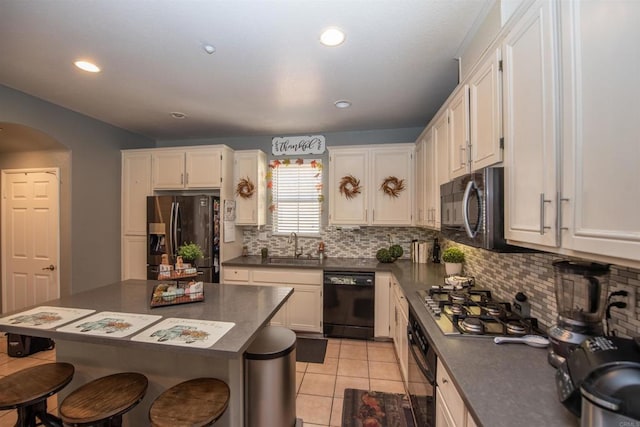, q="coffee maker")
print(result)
[548,261,611,368]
